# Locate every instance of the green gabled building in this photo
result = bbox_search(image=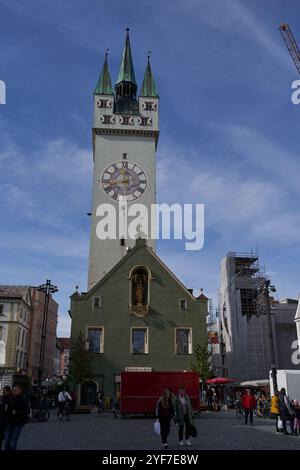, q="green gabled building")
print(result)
[70,239,207,405]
